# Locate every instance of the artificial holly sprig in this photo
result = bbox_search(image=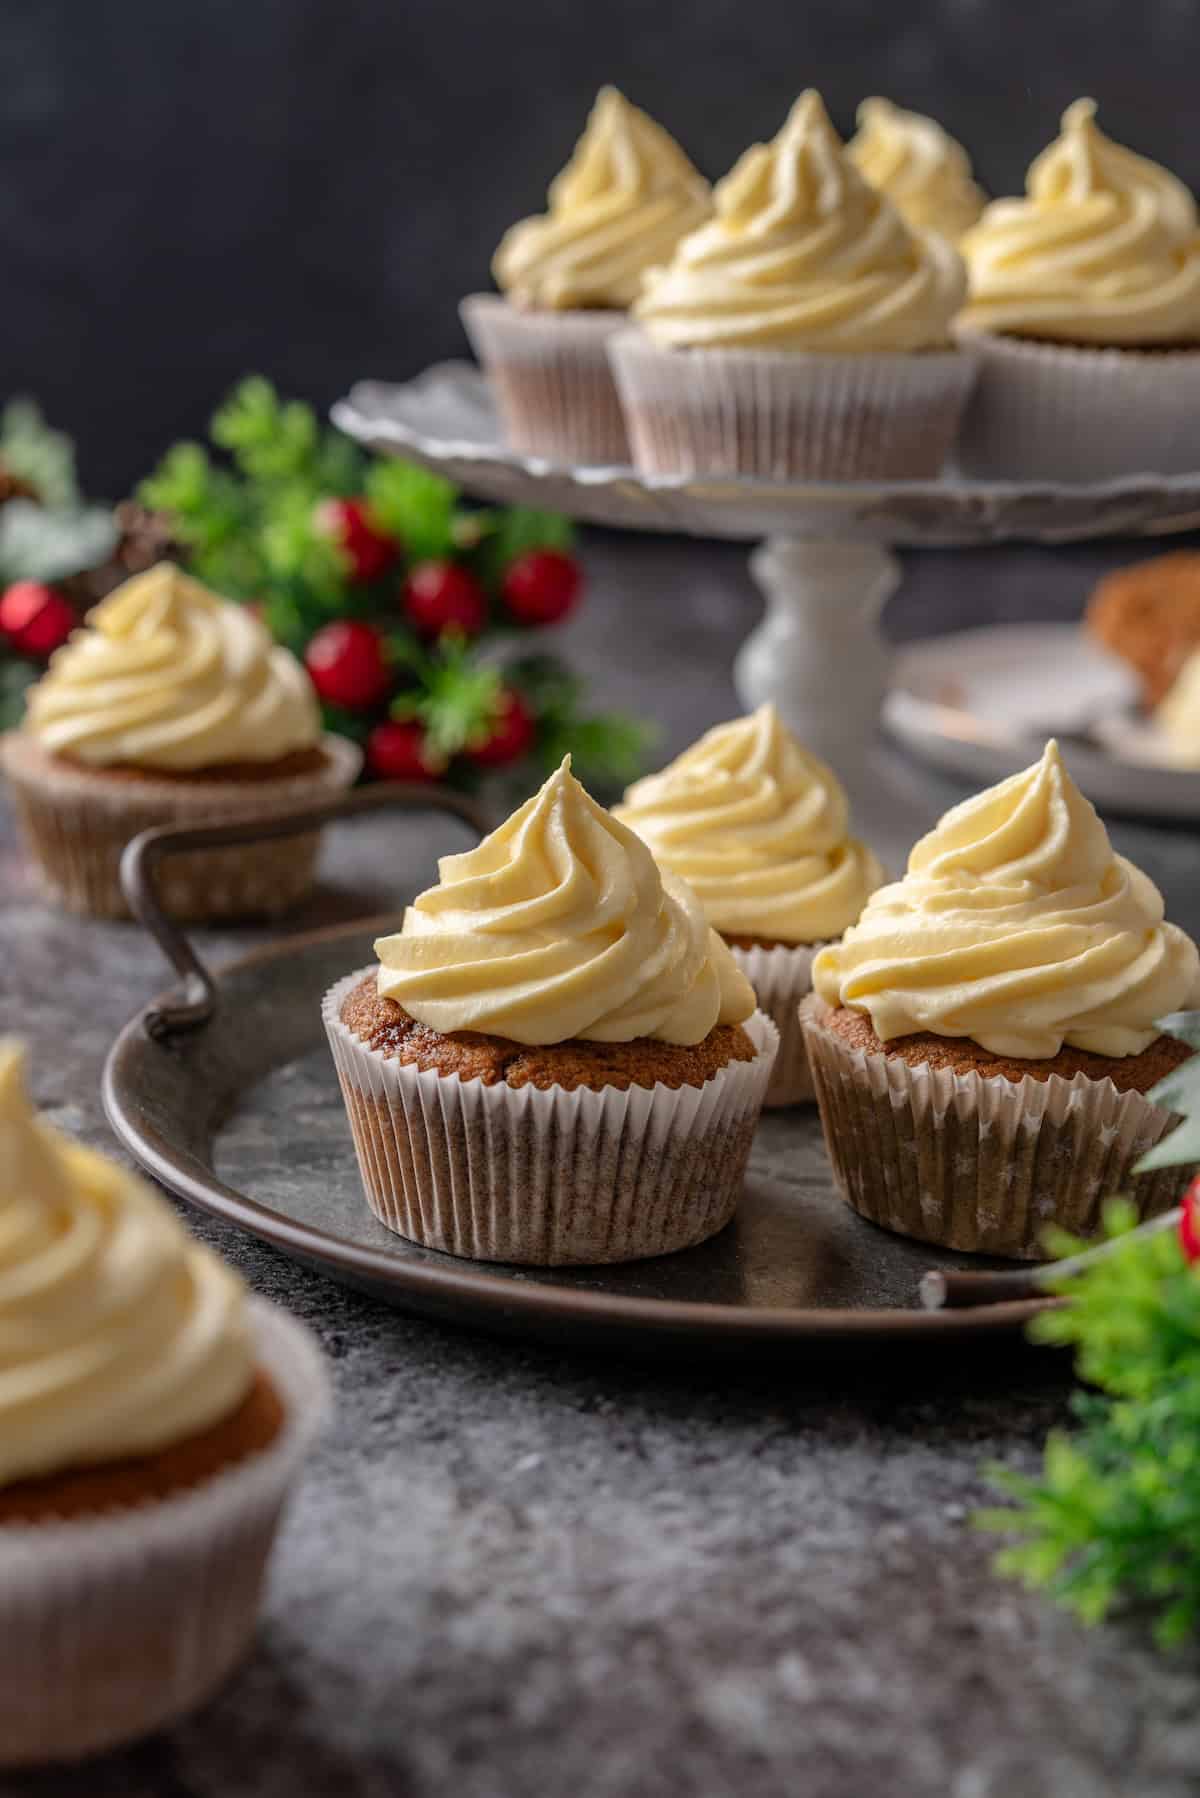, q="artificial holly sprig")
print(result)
[980,1010,1200,1646]
[137,377,650,793]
